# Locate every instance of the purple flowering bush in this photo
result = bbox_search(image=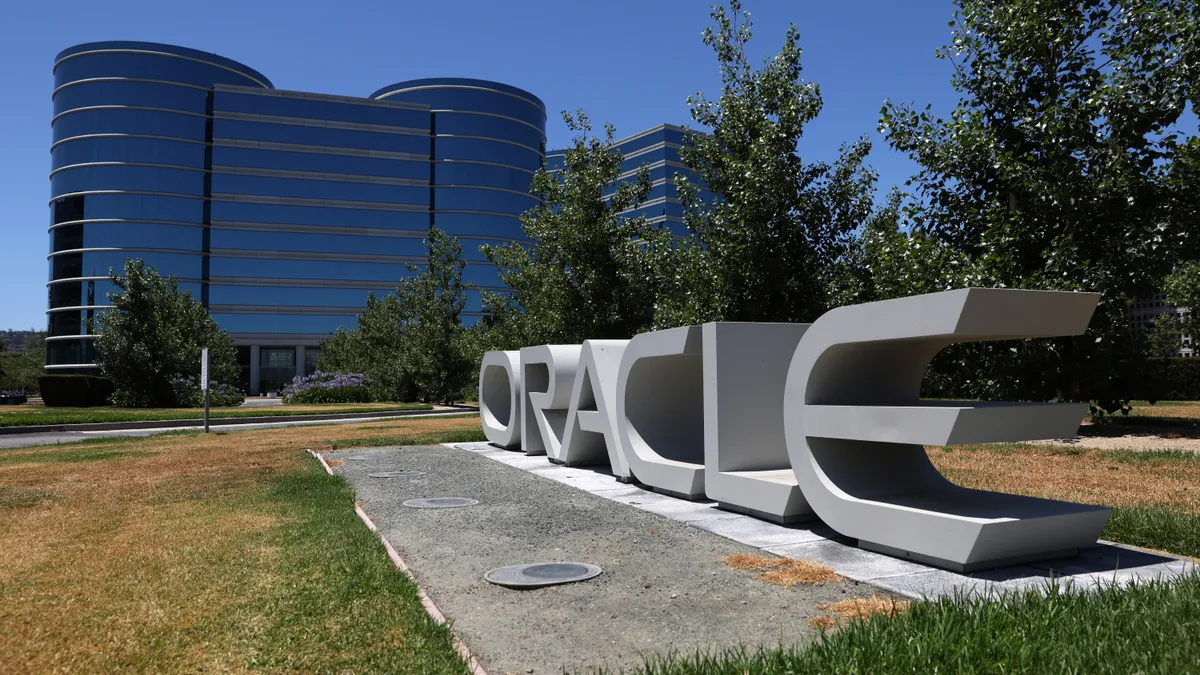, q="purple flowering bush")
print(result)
[281,371,377,404]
